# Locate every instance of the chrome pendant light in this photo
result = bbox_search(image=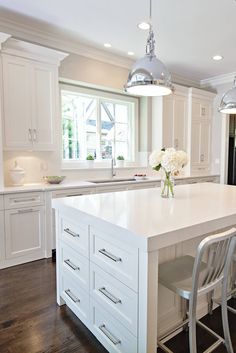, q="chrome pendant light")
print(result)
[219,77,236,114]
[124,0,173,96]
